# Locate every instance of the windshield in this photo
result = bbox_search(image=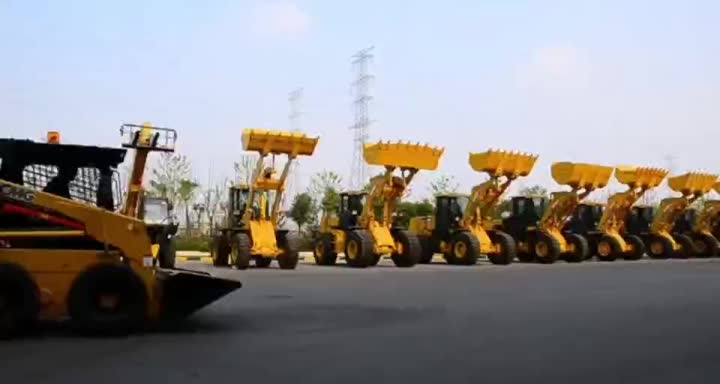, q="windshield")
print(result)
[455,196,470,214]
[143,199,170,224]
